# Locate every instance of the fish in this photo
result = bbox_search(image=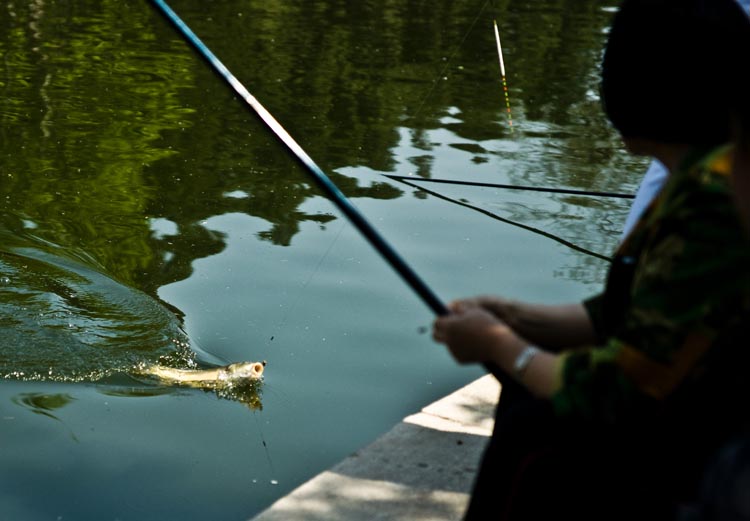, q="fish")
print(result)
[0,238,266,410]
[138,360,265,387]
[135,360,267,411]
